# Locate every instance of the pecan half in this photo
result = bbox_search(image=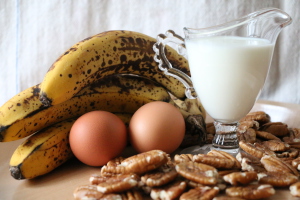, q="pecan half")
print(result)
[260,155,299,176]
[174,154,193,164]
[101,150,169,176]
[238,121,259,133]
[237,128,256,144]
[288,142,300,149]
[97,174,140,194]
[256,131,280,141]
[150,180,187,200]
[290,128,300,142]
[292,157,300,170]
[239,141,264,159]
[213,197,246,200]
[223,172,257,186]
[253,143,276,157]
[240,157,266,173]
[89,174,109,185]
[290,182,300,197]
[218,169,241,177]
[180,186,219,200]
[226,184,275,200]
[276,148,299,158]
[120,190,143,200]
[259,122,289,137]
[193,154,235,169]
[141,165,178,187]
[176,161,218,186]
[262,140,290,152]
[236,152,260,164]
[239,111,270,125]
[258,172,298,187]
[120,150,169,175]
[73,185,104,200]
[207,150,241,169]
